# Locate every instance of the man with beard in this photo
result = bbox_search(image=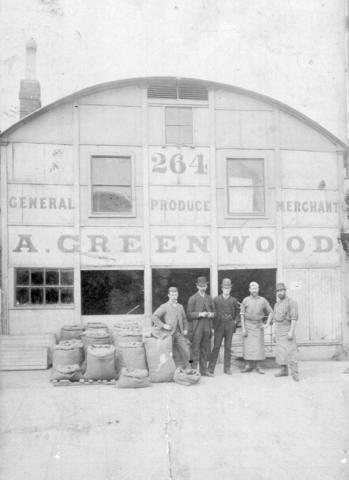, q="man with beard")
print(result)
[240,281,273,374]
[273,282,299,381]
[187,276,215,376]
